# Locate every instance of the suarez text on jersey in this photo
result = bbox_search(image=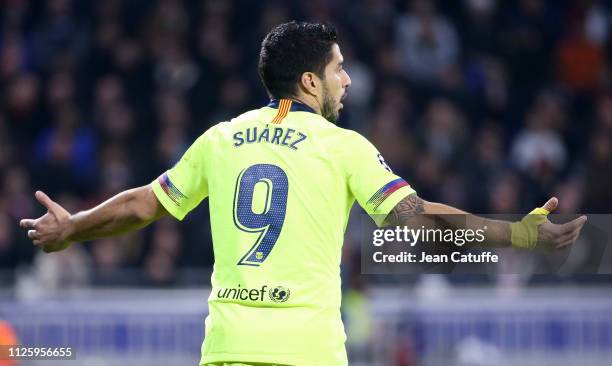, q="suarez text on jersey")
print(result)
[233,126,308,151]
